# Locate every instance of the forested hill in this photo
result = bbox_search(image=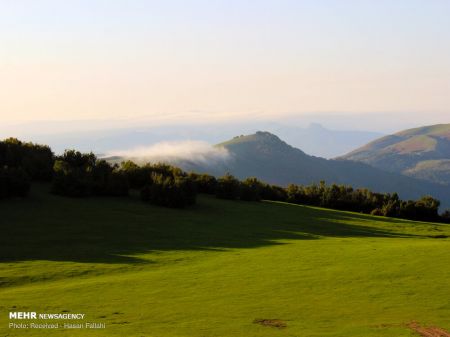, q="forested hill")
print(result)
[182,131,450,207]
[340,124,450,185]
